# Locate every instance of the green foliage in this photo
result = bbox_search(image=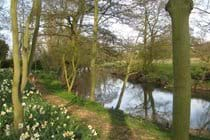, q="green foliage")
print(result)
[31,60,43,70]
[0,39,9,62]
[141,63,210,88]
[0,59,13,68]
[191,66,205,80]
[152,63,173,82]
[36,70,63,93]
